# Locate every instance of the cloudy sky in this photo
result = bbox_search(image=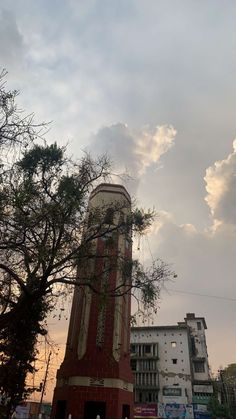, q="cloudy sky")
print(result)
[1,0,236,398]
